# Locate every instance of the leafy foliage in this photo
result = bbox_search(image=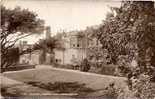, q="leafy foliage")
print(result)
[103,82,119,99]
[33,37,58,64]
[1,48,20,70]
[98,1,155,67]
[131,74,155,99]
[98,1,155,76]
[80,58,91,72]
[1,5,45,71]
[34,38,57,52]
[97,1,155,98]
